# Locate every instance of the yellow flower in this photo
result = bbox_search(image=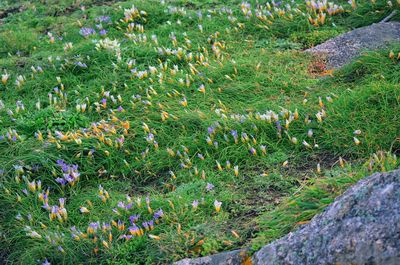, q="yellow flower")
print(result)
[234,165,239,176]
[148,234,161,240]
[80,206,90,214]
[339,157,345,168]
[216,161,222,171]
[1,73,9,85]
